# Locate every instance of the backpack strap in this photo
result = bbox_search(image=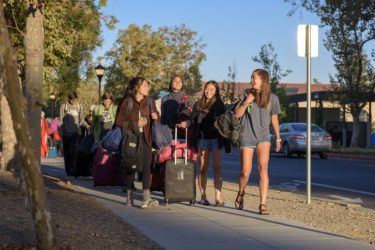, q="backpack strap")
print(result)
[122,98,133,133]
[148,97,154,113]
